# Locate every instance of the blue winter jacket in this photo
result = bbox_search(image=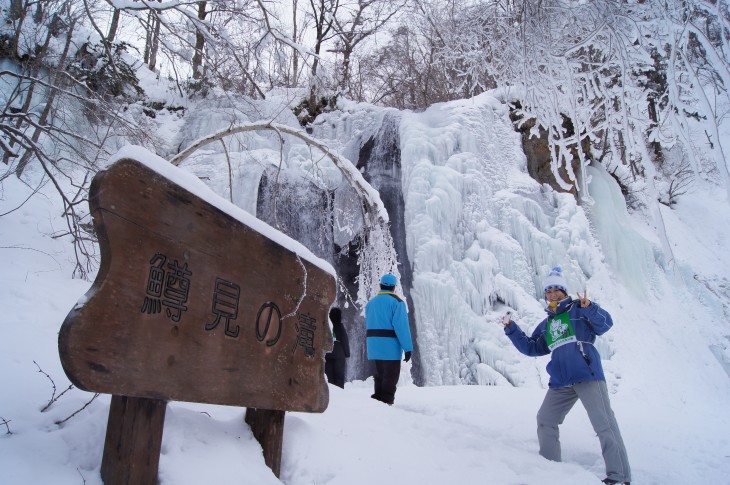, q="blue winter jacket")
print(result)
[504,297,613,388]
[365,291,413,360]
